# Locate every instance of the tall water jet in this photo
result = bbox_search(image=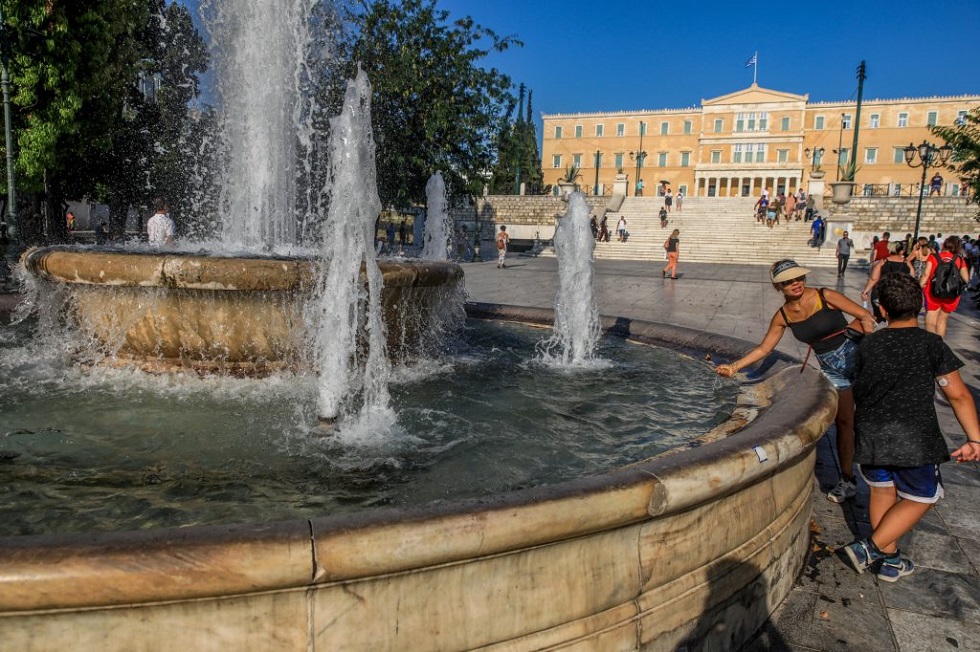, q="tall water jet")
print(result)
[421,171,450,261]
[201,0,324,249]
[537,192,601,365]
[308,69,392,433]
